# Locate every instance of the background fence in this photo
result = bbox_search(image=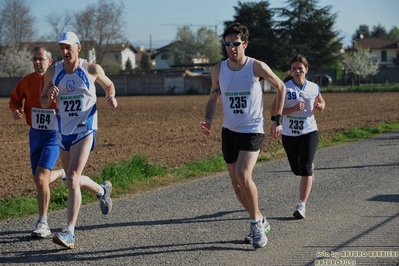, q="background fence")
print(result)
[1,67,398,97]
